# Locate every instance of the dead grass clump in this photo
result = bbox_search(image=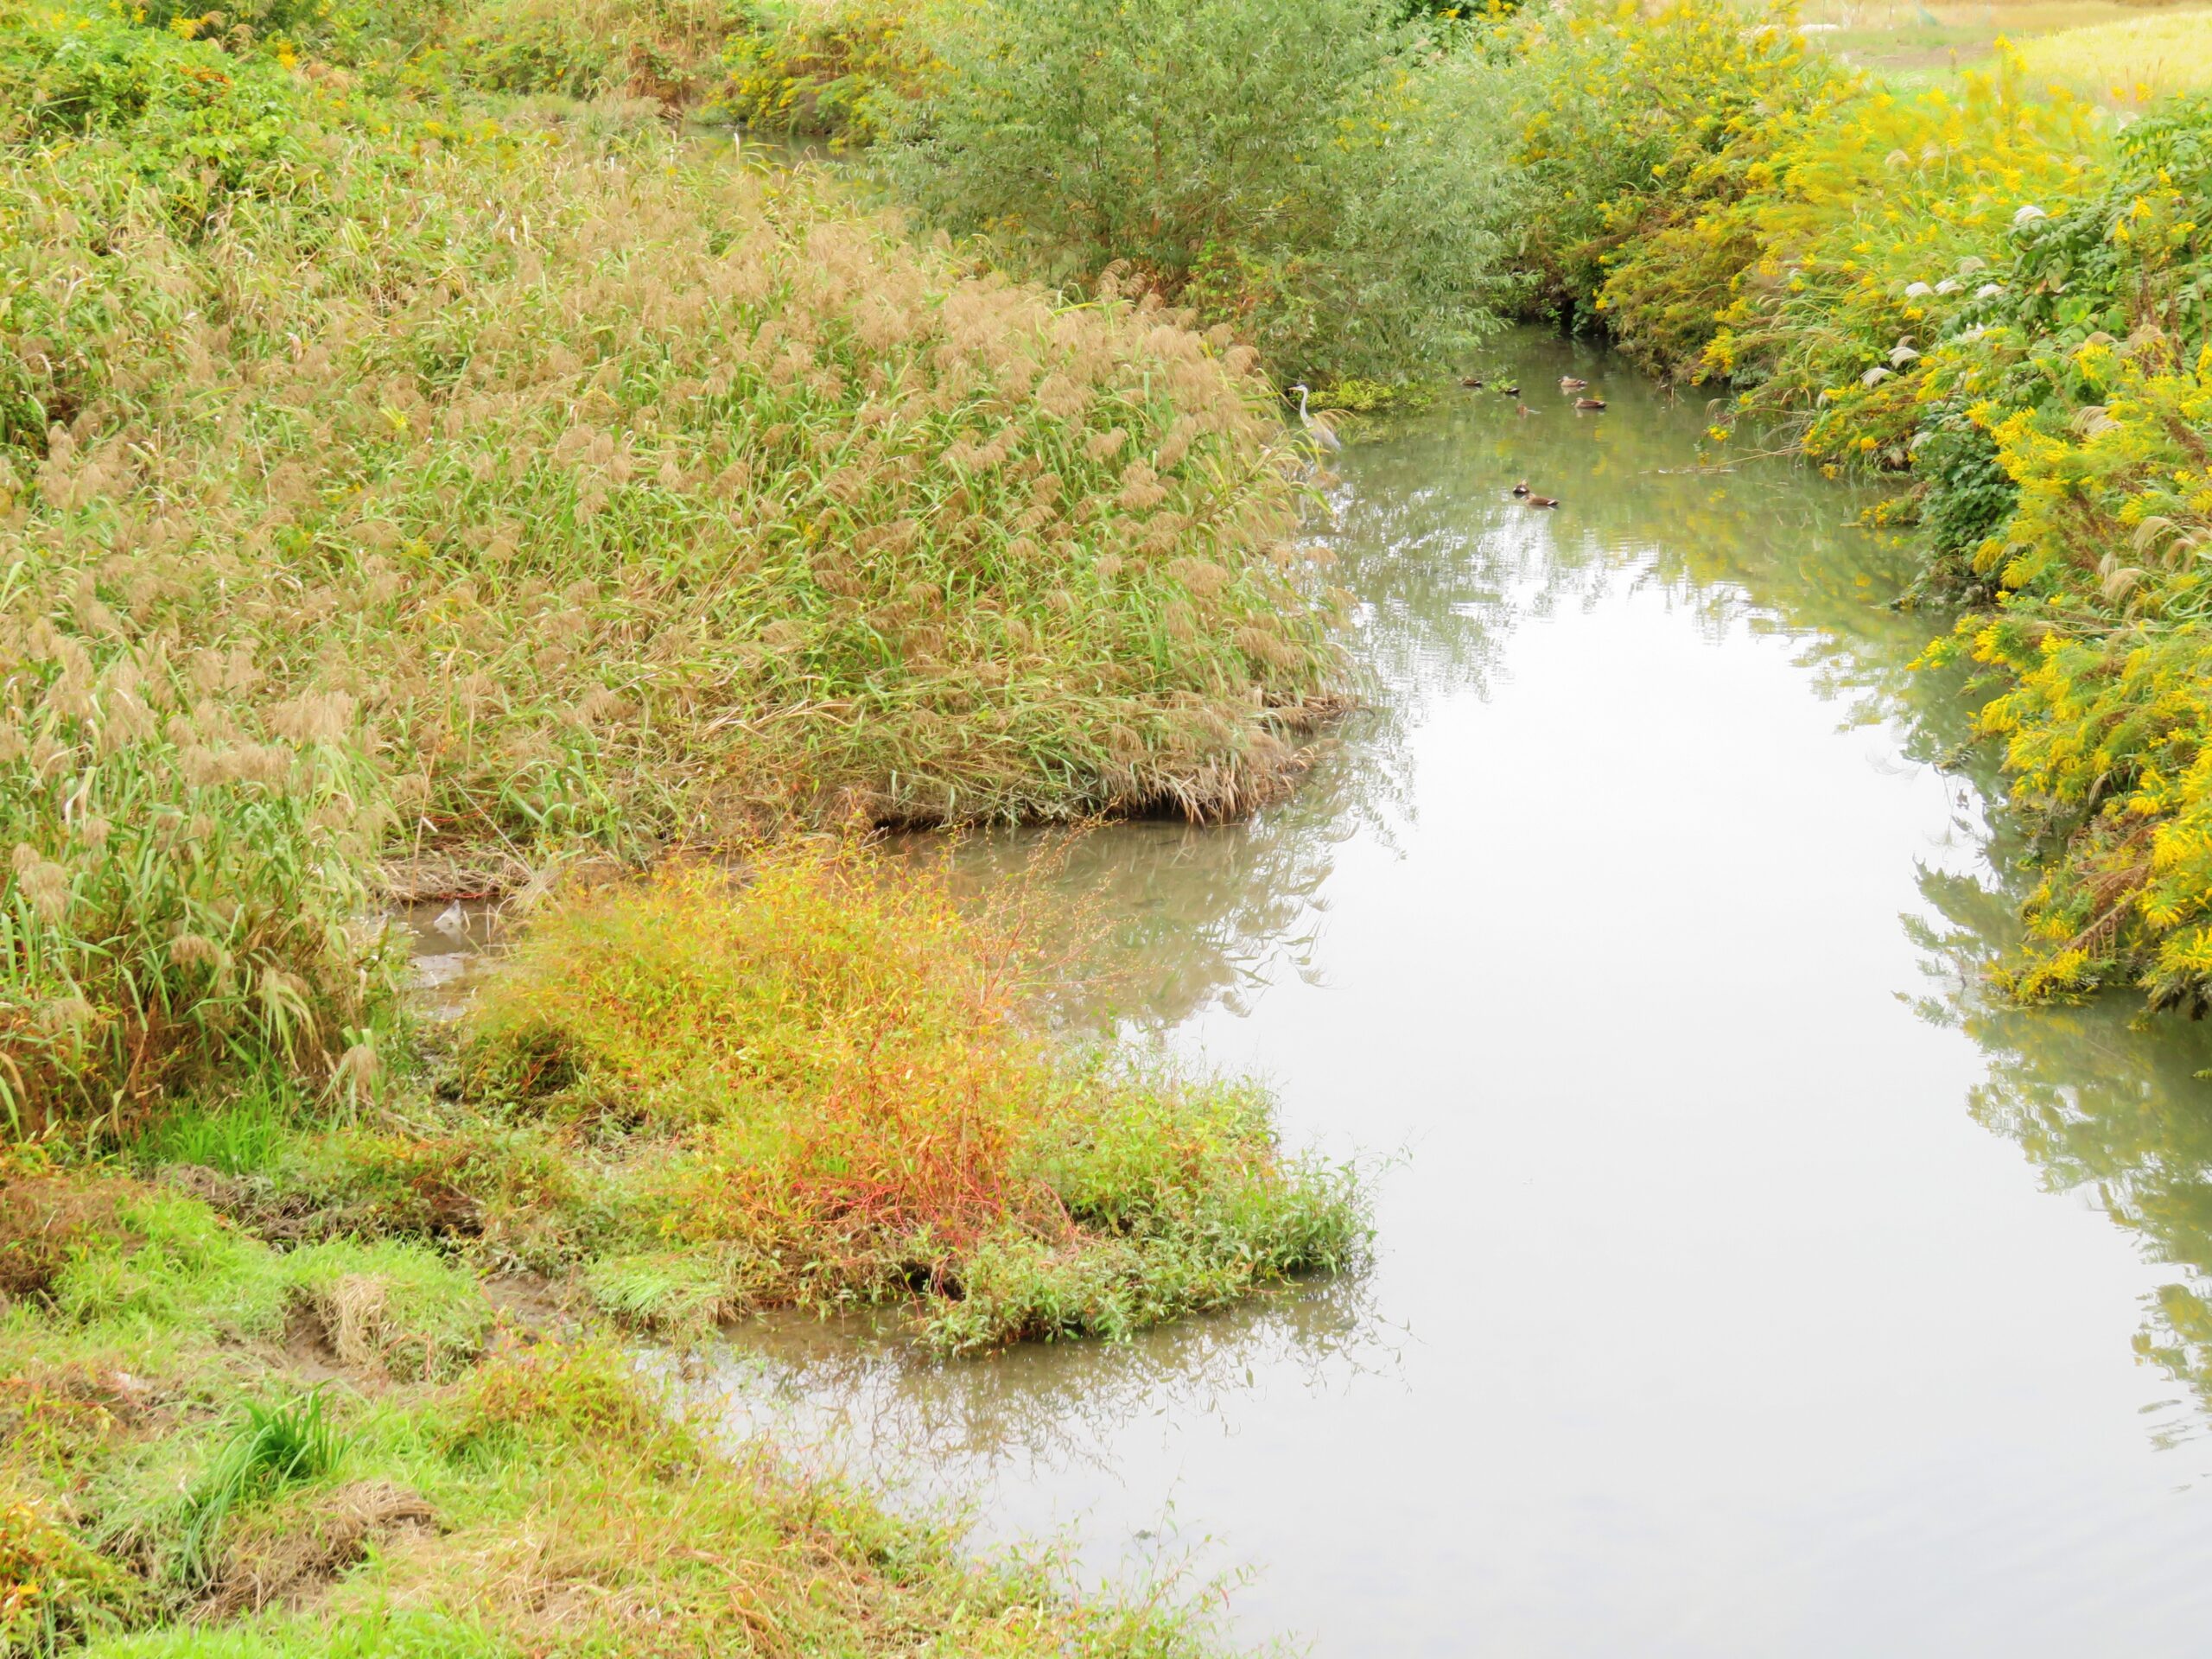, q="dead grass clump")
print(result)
[0,1174,139,1302]
[284,1246,496,1381]
[205,1479,435,1619]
